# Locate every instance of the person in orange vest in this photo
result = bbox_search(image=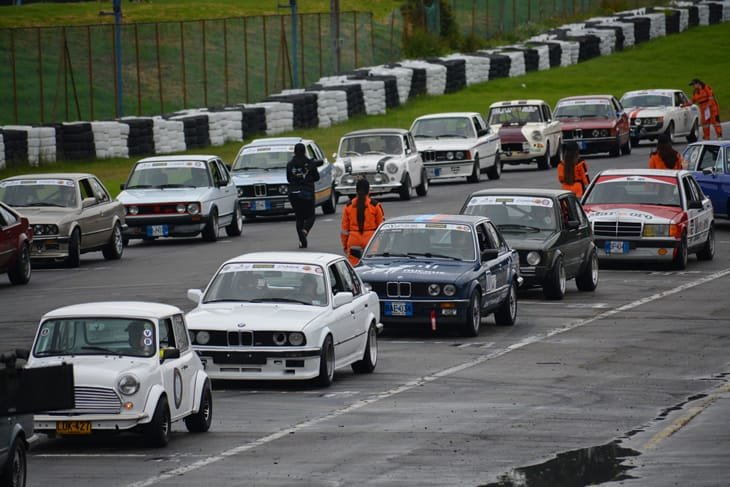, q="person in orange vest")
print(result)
[341,178,384,266]
[557,141,590,198]
[648,134,684,170]
[690,78,723,140]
